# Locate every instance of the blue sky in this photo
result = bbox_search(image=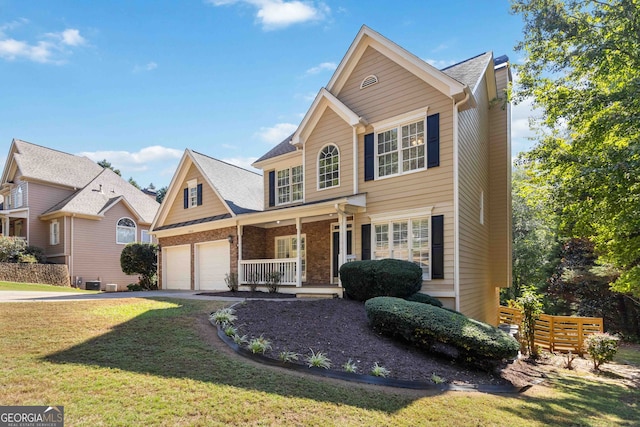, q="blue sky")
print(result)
[1,0,534,189]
